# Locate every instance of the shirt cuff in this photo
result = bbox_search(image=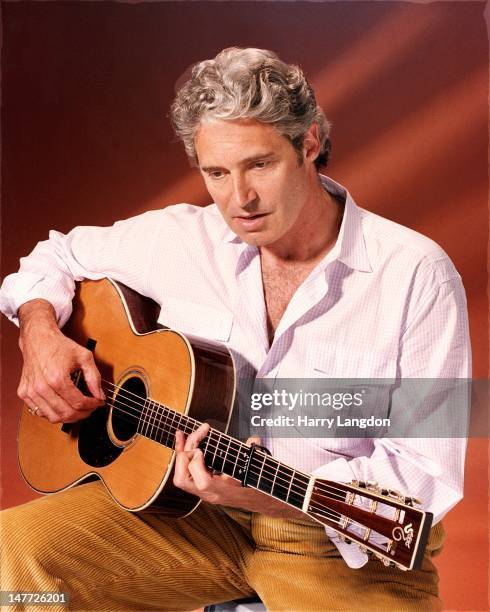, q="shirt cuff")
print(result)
[0,272,73,327]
